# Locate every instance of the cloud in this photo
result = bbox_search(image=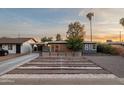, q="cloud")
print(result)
[79,8,124,37]
[85,34,124,42]
[0,8,124,42]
